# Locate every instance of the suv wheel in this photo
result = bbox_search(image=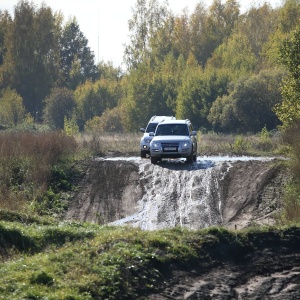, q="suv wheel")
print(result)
[193,153,197,161]
[186,150,193,164]
[151,157,158,164]
[141,150,147,158]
